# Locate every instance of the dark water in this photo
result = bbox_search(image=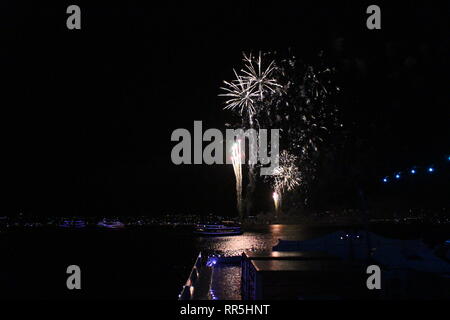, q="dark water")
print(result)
[0,224,448,300]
